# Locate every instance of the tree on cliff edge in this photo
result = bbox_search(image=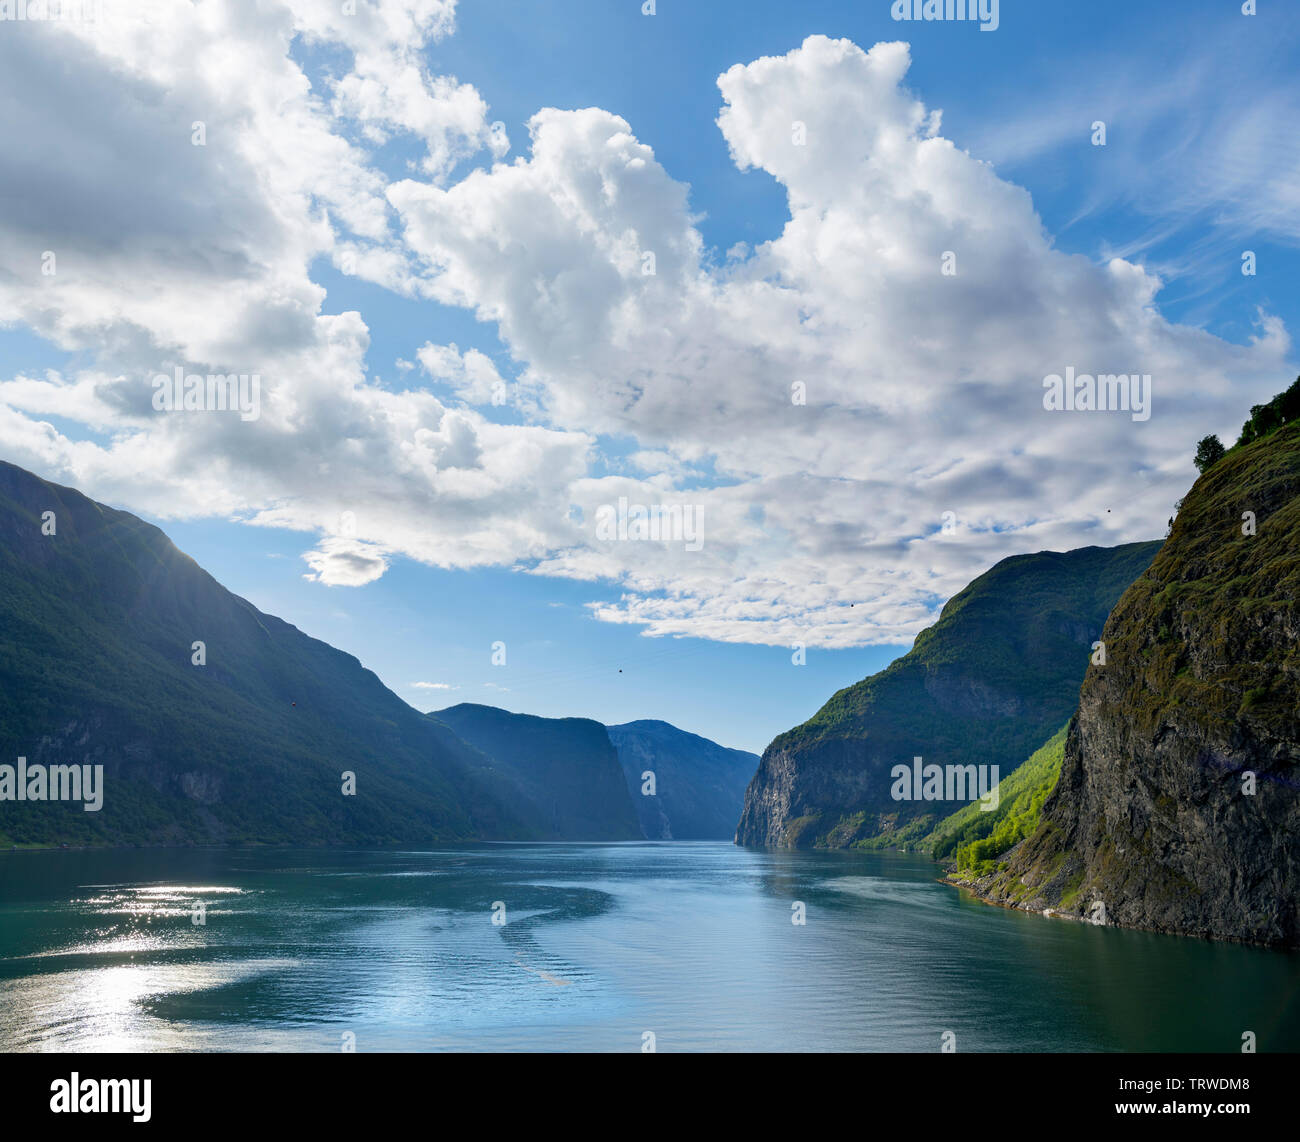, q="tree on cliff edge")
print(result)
[1194,434,1226,473]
